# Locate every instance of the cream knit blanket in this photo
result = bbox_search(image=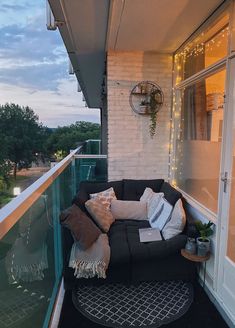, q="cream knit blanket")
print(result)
[69,234,110,279]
